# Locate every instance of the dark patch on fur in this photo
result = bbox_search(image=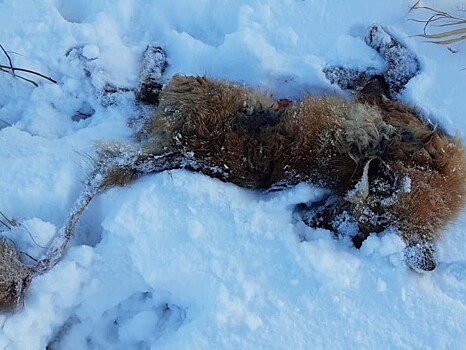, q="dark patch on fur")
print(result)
[233,101,289,137]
